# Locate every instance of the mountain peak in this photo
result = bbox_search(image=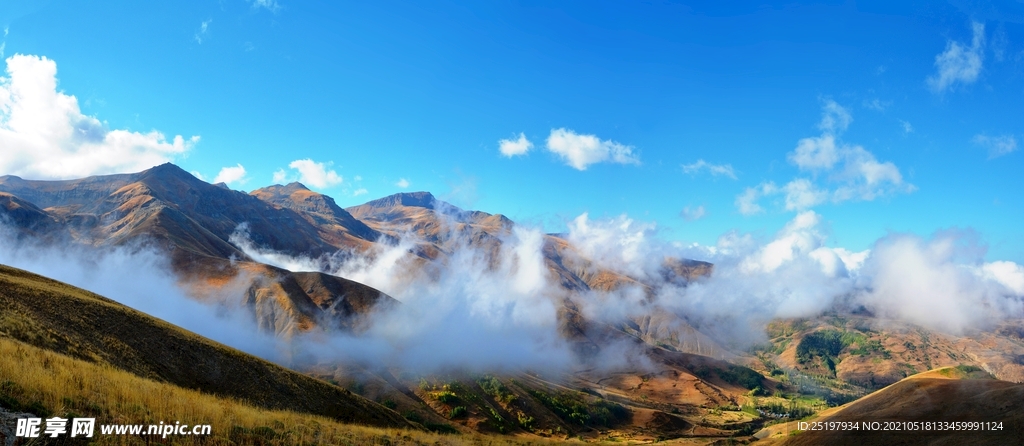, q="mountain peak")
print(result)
[143,162,192,178]
[361,191,437,210]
